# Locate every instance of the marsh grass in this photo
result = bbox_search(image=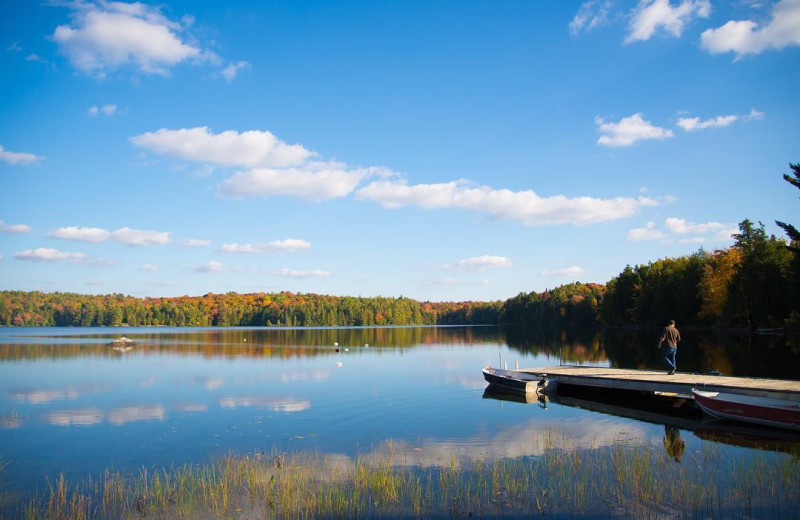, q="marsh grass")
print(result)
[3,434,799,519]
